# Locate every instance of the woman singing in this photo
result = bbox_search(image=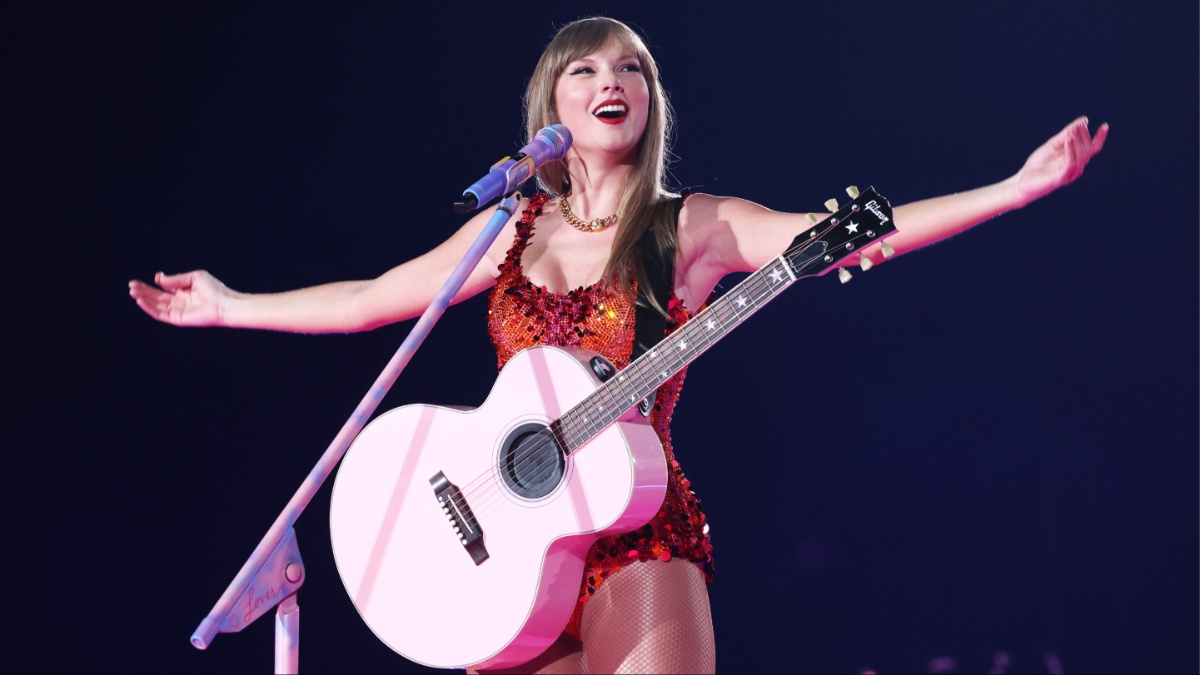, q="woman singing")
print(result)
[129,16,1106,675]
